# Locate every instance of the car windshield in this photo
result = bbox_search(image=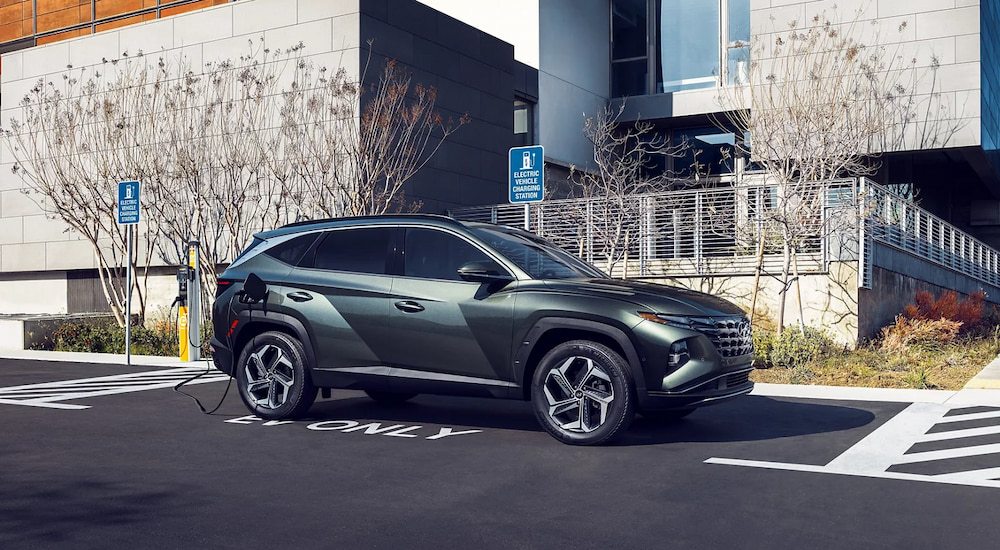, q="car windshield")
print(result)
[469,225,608,280]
